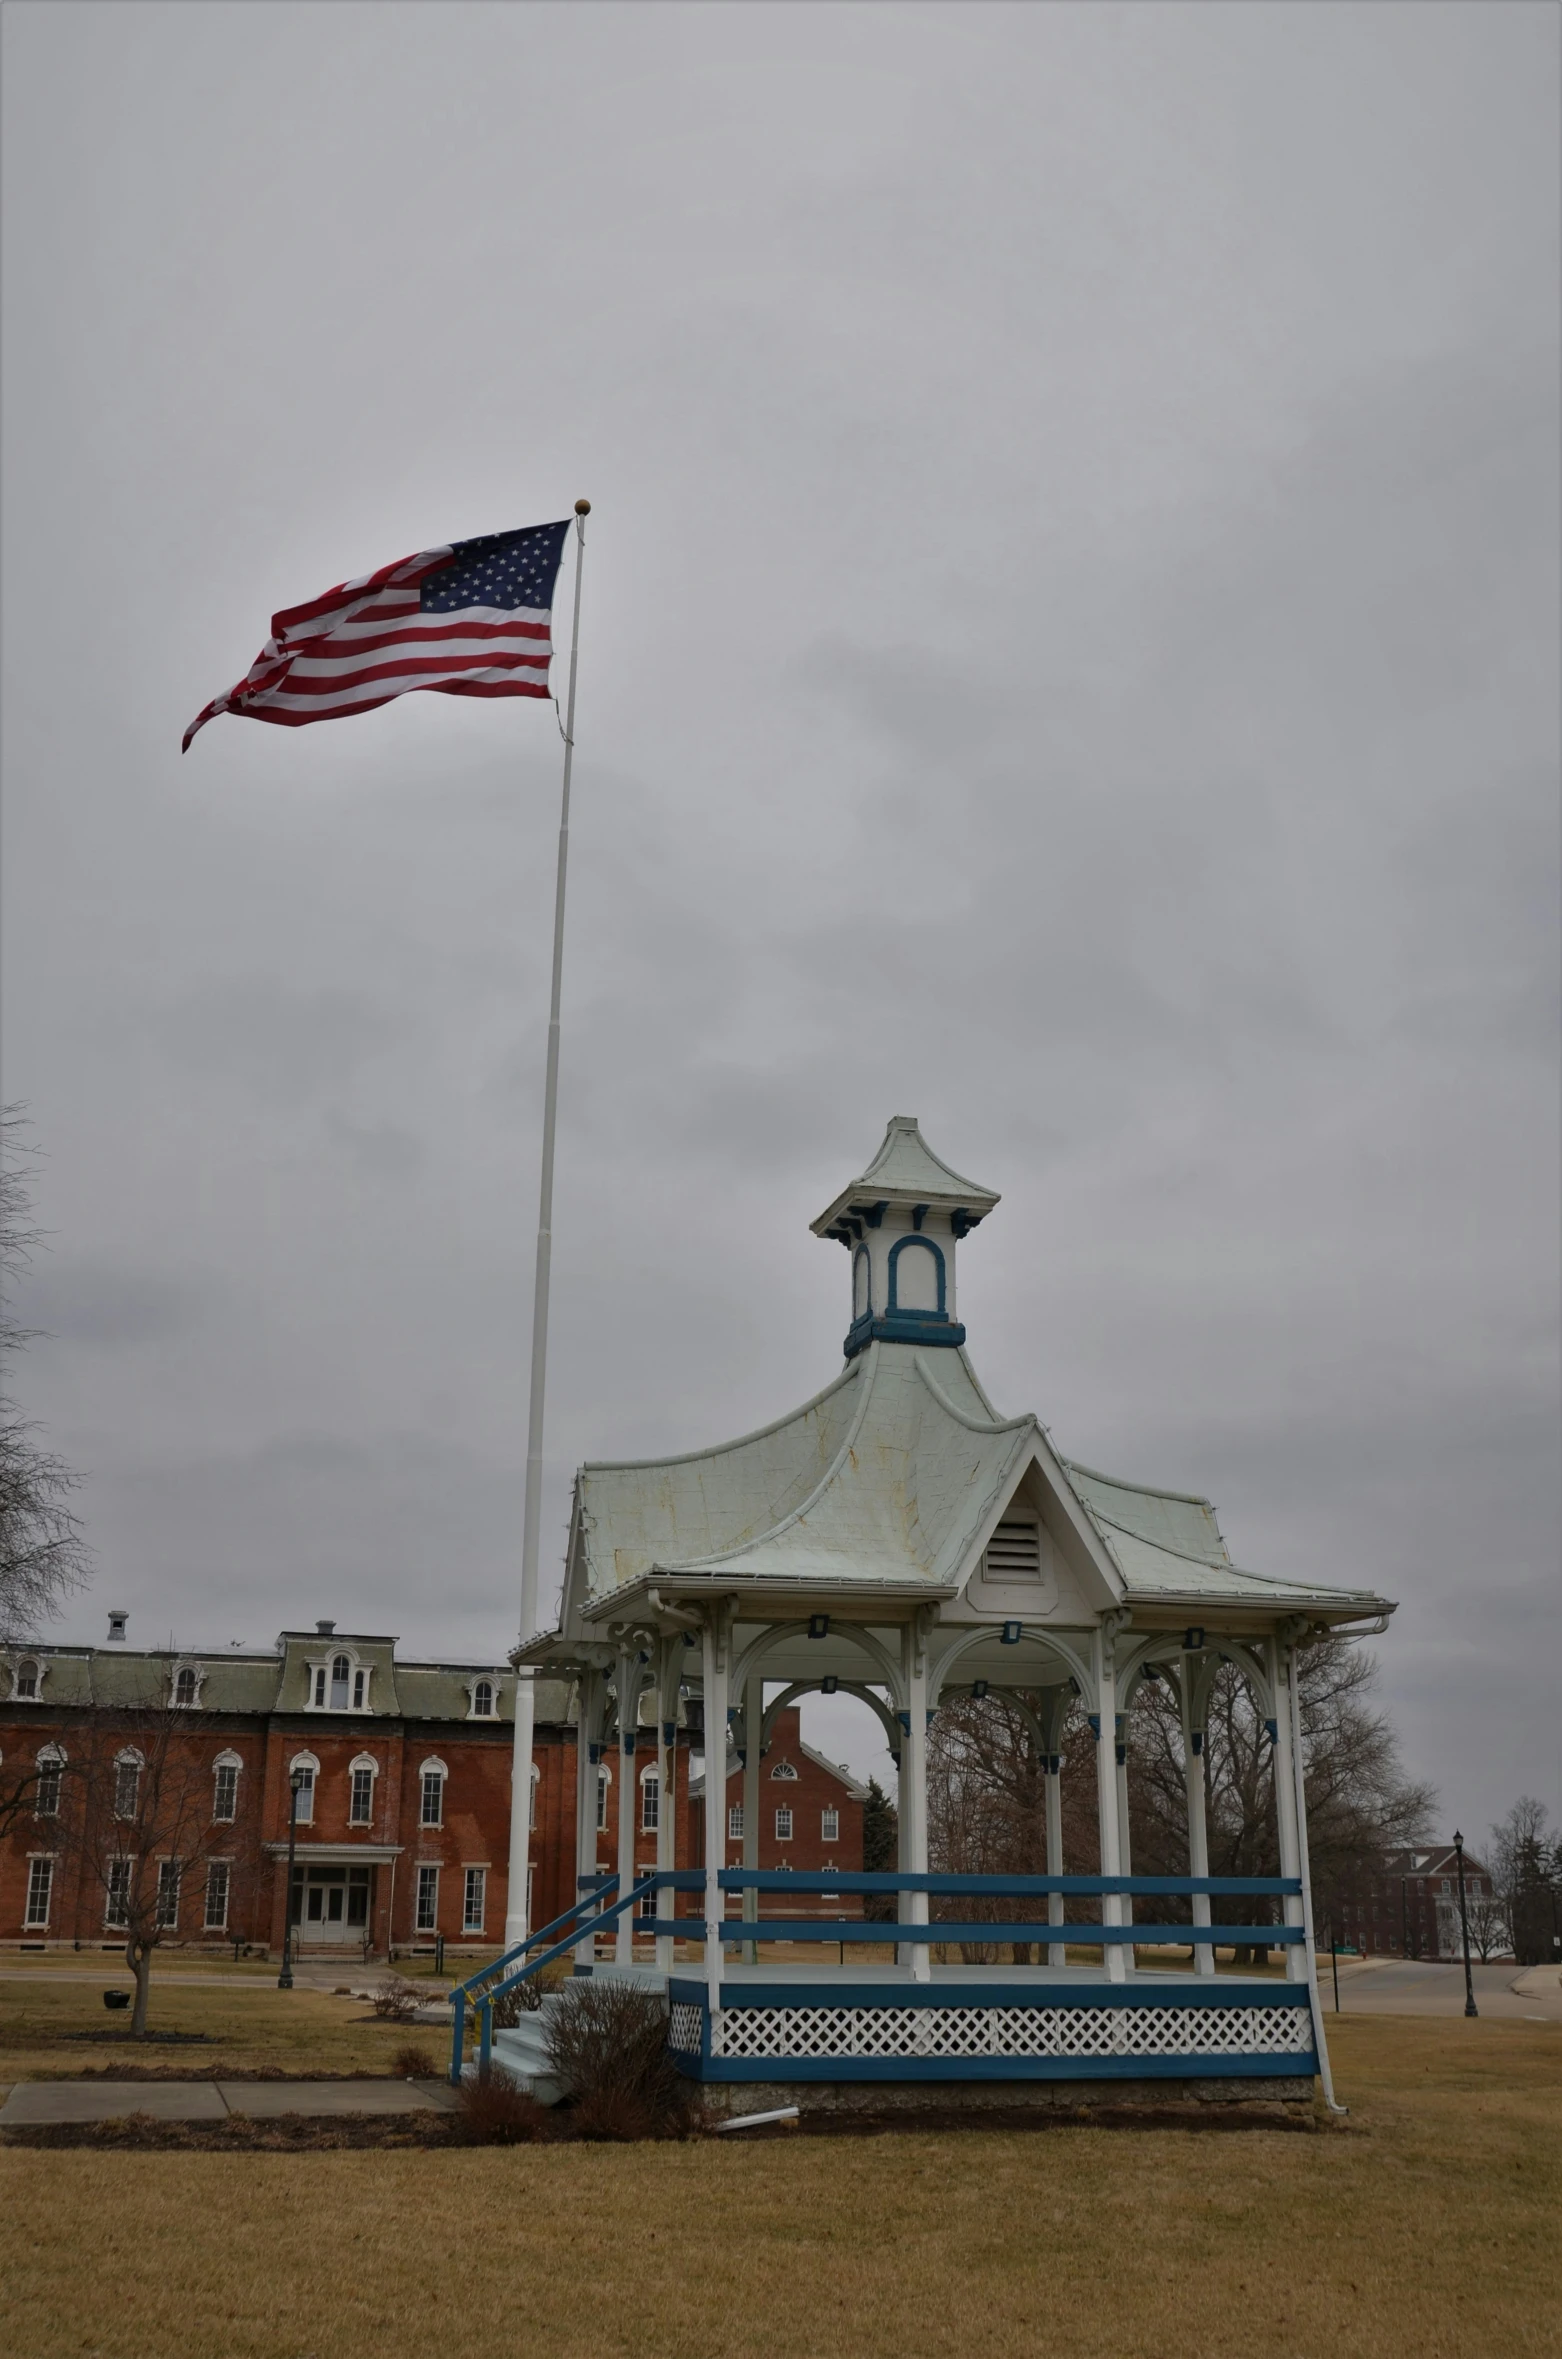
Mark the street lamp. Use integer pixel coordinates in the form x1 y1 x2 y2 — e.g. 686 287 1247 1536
1453 1829 1478 2019
277 1768 306 1991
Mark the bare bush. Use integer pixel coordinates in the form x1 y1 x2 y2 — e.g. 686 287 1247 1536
455 2068 550 2145
542 1977 694 2138
491 1980 542 2025
392 2043 437 2078
370 1975 420 2022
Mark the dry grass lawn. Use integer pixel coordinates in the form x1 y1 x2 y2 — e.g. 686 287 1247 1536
0 1969 432 2082
2 2014 1558 2359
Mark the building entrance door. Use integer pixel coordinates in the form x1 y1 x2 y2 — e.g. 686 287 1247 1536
290 1864 374 1946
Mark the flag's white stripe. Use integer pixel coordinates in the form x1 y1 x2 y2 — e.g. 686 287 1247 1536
309 600 553 642
255 663 547 712
287 637 552 680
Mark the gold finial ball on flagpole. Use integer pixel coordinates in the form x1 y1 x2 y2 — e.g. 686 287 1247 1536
575 498 591 515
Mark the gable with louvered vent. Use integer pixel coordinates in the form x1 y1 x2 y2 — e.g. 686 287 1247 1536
983 1520 1042 1581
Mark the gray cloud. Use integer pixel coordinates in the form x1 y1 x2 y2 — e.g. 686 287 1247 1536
3 1 1555 1835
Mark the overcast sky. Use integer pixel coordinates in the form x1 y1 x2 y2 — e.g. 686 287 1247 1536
3 3 1556 1841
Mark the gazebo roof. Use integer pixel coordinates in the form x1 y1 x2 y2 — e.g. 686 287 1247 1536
810 1115 1000 1243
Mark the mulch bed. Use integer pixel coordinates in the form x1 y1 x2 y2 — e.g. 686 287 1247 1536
3 2114 466 2152
65 2029 215 2046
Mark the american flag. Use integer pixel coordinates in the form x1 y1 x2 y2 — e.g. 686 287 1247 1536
183 519 572 752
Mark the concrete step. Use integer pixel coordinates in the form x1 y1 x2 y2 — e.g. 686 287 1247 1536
486 1996 564 2105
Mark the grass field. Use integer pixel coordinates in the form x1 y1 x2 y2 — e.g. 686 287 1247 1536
0 1966 435 2082
2 2014 1558 2359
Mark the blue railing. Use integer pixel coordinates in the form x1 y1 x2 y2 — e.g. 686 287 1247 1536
449 1867 1302 2081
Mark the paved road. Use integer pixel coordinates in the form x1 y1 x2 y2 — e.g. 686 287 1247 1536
1319 1957 1562 2022
0 2077 459 2125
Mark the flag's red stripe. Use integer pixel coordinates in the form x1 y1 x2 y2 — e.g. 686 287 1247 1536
272 551 445 635
222 678 551 728
297 616 552 658
266 650 551 699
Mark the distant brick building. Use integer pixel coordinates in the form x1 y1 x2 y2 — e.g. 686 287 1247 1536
687 1704 867 1919
1329 1844 1497 1960
0 1621 611 1959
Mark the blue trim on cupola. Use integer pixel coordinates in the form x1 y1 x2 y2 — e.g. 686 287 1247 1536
887 1234 946 1316
844 1311 967 1360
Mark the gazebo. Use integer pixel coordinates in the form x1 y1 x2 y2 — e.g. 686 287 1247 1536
478 1118 1394 2110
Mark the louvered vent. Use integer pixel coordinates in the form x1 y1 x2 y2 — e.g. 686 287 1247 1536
984 1521 1042 1580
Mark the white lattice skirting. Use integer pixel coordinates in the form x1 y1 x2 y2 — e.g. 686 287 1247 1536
679 2003 1312 2062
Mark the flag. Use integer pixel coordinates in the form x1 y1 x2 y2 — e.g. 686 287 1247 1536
182 519 572 752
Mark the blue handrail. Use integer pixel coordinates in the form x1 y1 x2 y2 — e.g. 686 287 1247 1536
451 1871 669 2084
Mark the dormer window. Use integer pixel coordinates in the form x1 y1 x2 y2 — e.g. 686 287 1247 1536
472 1679 495 1719
352 1667 367 1710
173 1666 199 1708
14 1658 40 1701
330 1654 351 1709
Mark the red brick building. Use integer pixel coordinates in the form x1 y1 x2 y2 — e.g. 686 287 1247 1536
0 1621 601 1959
687 1704 867 1917
1328 1844 1497 1960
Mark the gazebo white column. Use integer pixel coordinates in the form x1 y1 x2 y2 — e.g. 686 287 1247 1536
701 1605 734 2007
614 1648 638 1966
1094 1621 1128 1983
741 1675 762 1963
1179 1656 1215 1976
1267 1634 1309 1985
900 1617 931 1982
654 1643 678 1974
574 1669 602 1970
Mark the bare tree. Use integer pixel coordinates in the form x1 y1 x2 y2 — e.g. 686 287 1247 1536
1488 1798 1561 1968
57 1670 264 2034
1464 1887 1511 1963
1 1108 91 1642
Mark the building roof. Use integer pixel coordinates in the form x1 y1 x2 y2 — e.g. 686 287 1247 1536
810 1115 1000 1241
1 1638 571 1726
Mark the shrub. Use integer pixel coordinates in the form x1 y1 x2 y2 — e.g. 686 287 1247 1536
455 2068 550 2146
542 1977 695 2139
392 2043 437 2078
491 1980 542 2026
370 1974 420 2023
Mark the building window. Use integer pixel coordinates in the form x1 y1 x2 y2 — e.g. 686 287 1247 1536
205 1862 230 1930
349 1766 375 1825
114 1754 142 1820
770 1759 799 1780
14 1658 40 1701
330 1655 351 1710
173 1666 198 1708
213 1760 239 1822
821 1807 839 1844
25 1857 53 1927
529 1764 539 1832
313 1667 326 1707
775 1806 793 1843
641 1770 660 1832
105 1857 132 1928
463 1868 486 1934
35 1753 63 1817
472 1680 494 1718
353 1668 367 1710
596 1766 611 1832
290 1762 316 1824
420 1768 445 1828
155 1860 182 1929
728 1804 743 1842
416 1865 439 1933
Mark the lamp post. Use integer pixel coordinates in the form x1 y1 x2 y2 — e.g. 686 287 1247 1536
277 1769 306 1991
1453 1829 1477 2019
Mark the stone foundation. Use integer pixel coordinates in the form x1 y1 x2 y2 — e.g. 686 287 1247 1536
699 2074 1316 2123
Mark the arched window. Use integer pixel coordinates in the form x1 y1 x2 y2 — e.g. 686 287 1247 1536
852 1245 872 1321
887 1234 945 1316
419 1759 447 1828
595 1763 611 1832
14 1658 40 1701
330 1654 351 1710
529 1761 540 1831
212 1751 242 1823
472 1679 495 1719
640 1762 660 1833
352 1666 367 1710
288 1753 319 1825
173 1666 198 1708
114 1750 144 1820
35 1745 65 1818
348 1753 379 1826
769 1758 799 1781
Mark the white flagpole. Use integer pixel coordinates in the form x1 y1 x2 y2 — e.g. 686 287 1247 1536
505 498 590 1948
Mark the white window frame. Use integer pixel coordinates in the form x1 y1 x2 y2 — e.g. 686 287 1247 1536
113 1749 144 1821
307 1649 371 1713
640 1763 660 1833
170 1660 203 1709
769 1758 799 1780
775 1805 793 1843
12 1656 43 1702
529 1761 540 1832
288 1752 319 1826
24 1854 54 1927
419 1758 447 1829
728 1803 743 1842
212 1750 242 1823
821 1806 840 1844
463 1866 487 1934
415 1864 440 1933
595 1763 611 1832
105 1855 132 1929
155 1857 182 1929
204 1860 231 1930
468 1677 498 1720
35 1745 65 1819
348 1753 379 1827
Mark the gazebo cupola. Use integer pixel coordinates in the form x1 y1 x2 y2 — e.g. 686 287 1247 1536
810 1114 1000 1360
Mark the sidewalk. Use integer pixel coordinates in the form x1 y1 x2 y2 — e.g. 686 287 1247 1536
0 2078 459 2126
